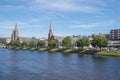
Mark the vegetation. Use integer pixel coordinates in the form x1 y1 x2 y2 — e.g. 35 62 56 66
49 48 59 52
63 49 72 53
29 41 36 48
29 48 37 51
77 38 89 49
21 41 28 47
8 35 120 57
38 48 48 51
37 40 45 48
96 51 120 57
9 41 15 46
48 40 57 48
91 35 108 50
15 40 21 47
62 37 72 48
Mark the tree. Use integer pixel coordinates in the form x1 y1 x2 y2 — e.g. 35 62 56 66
37 40 45 48
9 41 15 47
91 35 108 50
77 38 89 49
29 41 36 48
62 37 72 48
21 41 28 47
48 40 57 48
14 40 21 47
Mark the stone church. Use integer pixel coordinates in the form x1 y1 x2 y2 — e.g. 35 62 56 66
48 21 55 42
11 23 19 41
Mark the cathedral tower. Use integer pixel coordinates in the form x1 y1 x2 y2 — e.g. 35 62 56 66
11 23 19 41
48 21 54 41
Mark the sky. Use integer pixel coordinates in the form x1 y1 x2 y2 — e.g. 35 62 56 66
0 0 120 38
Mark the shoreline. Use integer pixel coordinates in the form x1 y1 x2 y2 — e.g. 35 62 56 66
7 47 120 57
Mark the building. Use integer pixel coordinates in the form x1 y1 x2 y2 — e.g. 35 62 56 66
107 29 120 47
11 24 19 41
110 29 120 41
19 37 32 43
54 36 65 46
68 35 94 46
48 21 55 42
0 38 11 44
108 41 120 47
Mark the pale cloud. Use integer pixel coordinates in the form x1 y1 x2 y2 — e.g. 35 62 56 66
0 20 44 37
0 21 42 34
30 0 107 14
0 0 108 14
0 21 28 30
71 20 114 28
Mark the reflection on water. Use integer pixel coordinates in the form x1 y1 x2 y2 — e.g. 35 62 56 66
0 49 120 80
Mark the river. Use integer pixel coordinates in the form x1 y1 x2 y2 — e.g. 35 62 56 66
0 49 120 80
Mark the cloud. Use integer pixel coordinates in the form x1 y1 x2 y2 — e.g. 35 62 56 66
0 21 28 30
30 0 106 14
0 21 42 37
0 20 44 37
71 20 114 28
0 0 107 14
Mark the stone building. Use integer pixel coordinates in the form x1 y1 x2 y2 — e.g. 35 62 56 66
48 21 55 42
11 24 19 41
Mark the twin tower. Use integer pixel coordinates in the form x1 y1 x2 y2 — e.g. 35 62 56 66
11 22 55 42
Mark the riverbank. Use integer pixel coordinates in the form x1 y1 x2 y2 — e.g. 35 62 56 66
10 47 120 57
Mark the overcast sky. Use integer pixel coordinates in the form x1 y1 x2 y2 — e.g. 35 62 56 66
0 0 120 38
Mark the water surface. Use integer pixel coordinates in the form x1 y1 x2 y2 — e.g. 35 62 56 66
0 49 120 80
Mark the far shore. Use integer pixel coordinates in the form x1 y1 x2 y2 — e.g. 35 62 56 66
7 47 120 57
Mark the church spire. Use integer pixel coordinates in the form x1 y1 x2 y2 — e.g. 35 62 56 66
49 21 52 33
11 23 19 41
48 21 54 41
15 23 18 31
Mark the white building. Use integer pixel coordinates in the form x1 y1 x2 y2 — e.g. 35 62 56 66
108 41 120 47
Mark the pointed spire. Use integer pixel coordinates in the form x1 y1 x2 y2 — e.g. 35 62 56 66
49 21 52 33
15 23 18 30
48 21 55 41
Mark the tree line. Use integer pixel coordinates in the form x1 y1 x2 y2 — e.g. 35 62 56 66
9 35 108 50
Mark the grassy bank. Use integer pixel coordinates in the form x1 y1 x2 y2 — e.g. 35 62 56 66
29 48 37 51
48 48 59 52
96 51 120 57
10 47 120 57
38 48 48 51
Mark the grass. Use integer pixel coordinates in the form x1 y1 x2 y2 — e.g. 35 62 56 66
79 50 98 54
38 48 48 51
48 48 59 52
9 47 120 57
29 48 37 51
63 49 72 53
96 51 120 57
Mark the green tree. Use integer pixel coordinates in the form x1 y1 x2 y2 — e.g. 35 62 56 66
21 41 28 47
29 41 36 48
14 40 21 47
77 38 89 49
37 40 45 48
62 37 72 48
48 40 57 48
9 41 15 47
91 35 108 50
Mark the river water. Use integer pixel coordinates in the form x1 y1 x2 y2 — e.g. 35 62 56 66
0 49 120 80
